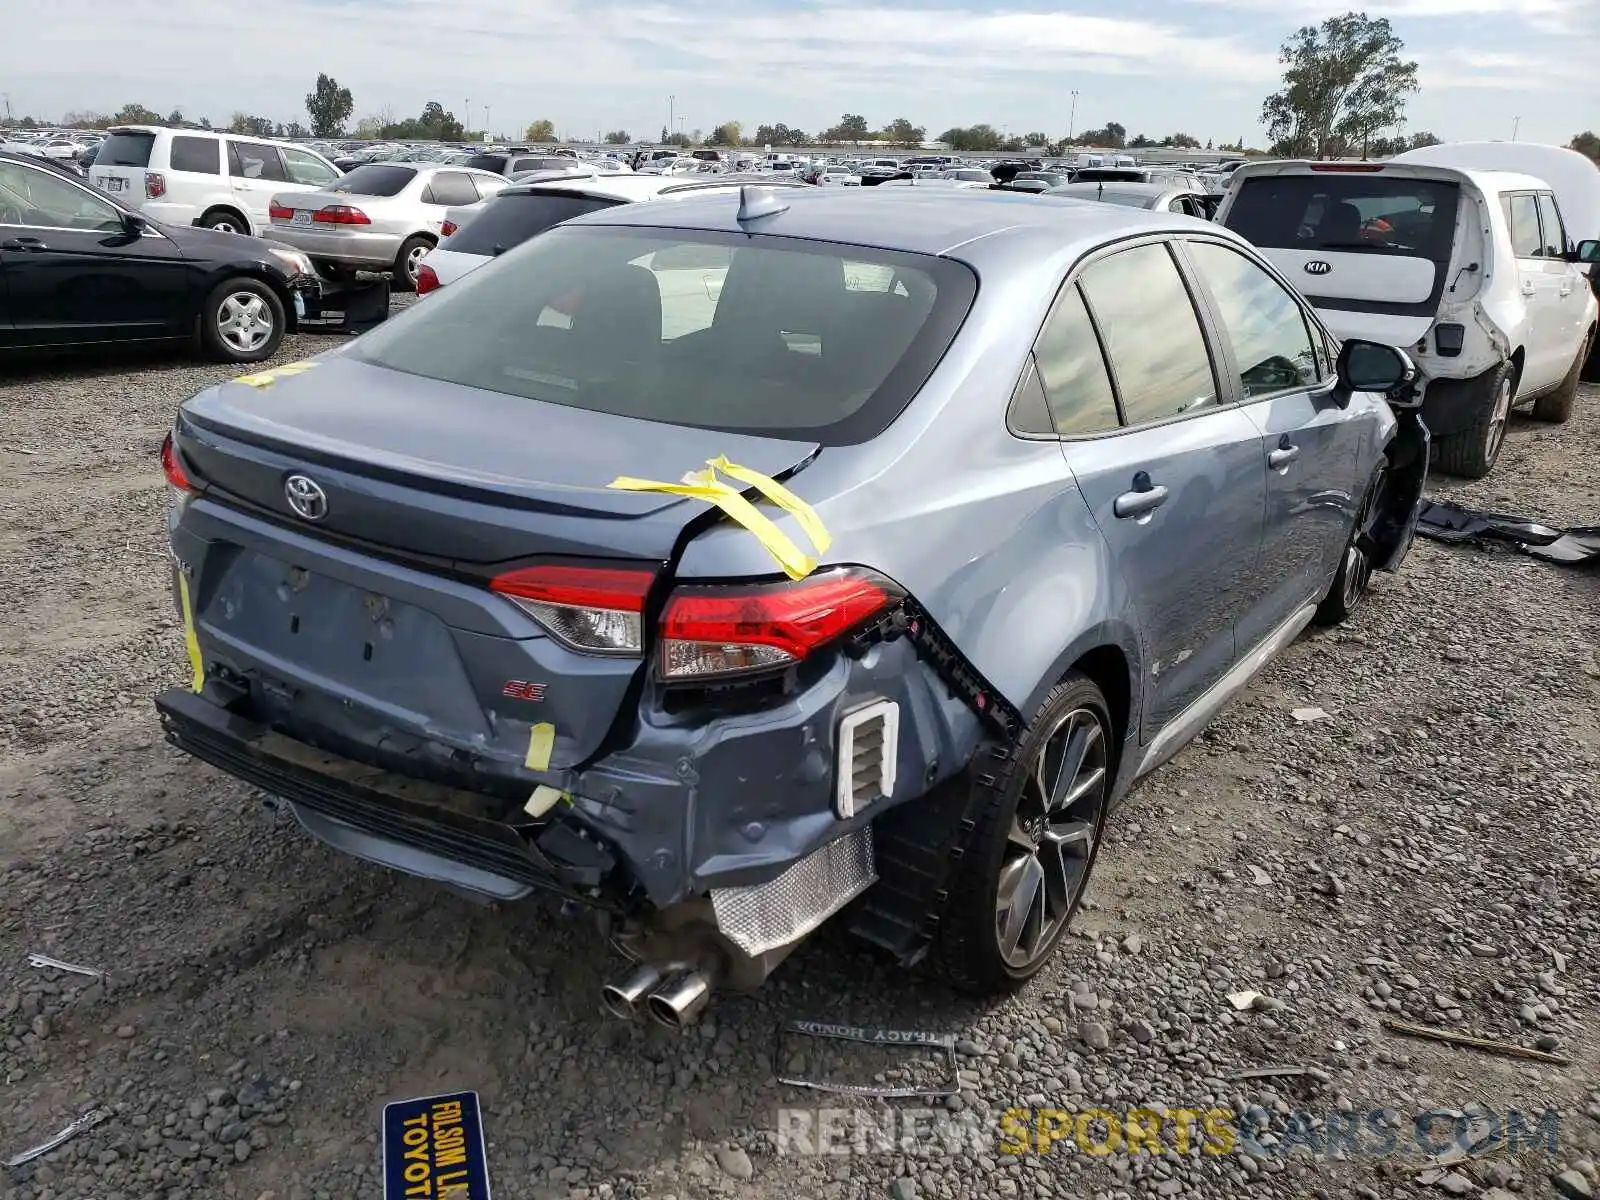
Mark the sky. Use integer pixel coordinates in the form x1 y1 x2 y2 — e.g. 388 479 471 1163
1 0 1595 147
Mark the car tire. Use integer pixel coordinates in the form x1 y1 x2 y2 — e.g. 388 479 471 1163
199 209 250 236
391 236 432 292
930 673 1113 995
1434 359 1515 480
197 277 285 363
1315 466 1384 627
1530 328 1593 424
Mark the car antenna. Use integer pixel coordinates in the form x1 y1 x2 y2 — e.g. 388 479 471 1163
737 185 790 223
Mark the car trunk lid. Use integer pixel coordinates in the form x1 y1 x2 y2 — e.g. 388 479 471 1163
171 354 822 769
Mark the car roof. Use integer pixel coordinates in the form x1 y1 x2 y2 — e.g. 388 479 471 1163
507 173 805 204
1050 182 1175 199
1229 159 1550 195
562 185 1221 263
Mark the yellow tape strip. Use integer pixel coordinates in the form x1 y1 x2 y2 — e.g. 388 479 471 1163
607 457 831 581
175 572 205 693
525 722 556 771
233 360 320 389
523 785 567 818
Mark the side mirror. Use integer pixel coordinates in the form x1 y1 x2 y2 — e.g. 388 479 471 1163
122 211 150 236
1573 239 1600 264
1335 339 1418 400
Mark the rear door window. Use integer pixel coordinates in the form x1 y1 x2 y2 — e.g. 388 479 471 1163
1535 192 1567 258
1503 194 1542 258
228 141 288 182
168 136 221 175
424 171 480 207
1225 174 1460 260
1029 284 1120 435
445 192 621 256
94 131 155 167
1078 242 1218 426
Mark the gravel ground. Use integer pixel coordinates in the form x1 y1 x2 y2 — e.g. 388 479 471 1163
1 328 1596 1200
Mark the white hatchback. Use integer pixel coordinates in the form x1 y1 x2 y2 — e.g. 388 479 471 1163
88 127 342 237
1219 160 1598 479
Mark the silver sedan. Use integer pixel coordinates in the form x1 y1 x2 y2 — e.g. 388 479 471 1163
267 163 510 291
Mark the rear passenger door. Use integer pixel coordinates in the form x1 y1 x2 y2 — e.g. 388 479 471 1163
1024 239 1267 739
226 140 290 233
1181 237 1358 649
1502 191 1566 393
1534 191 1589 369
420 171 482 236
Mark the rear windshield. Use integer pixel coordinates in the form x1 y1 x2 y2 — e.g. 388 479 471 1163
329 164 417 197
1226 173 1460 258
95 132 154 167
352 225 977 444
446 192 620 256
462 154 508 172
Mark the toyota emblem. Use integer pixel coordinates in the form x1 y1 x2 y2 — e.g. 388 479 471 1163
284 474 329 521
1304 260 1333 276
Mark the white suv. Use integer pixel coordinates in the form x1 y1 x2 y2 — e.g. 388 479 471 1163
88 127 342 238
1219 161 1598 478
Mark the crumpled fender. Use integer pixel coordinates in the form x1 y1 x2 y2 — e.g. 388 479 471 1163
1367 408 1431 573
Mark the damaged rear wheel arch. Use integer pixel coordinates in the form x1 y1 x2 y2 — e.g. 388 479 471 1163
1071 644 1132 781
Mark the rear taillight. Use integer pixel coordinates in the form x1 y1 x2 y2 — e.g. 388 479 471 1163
269 203 294 221
160 432 196 494
491 564 654 656
1308 163 1384 172
415 263 440 295
144 171 166 198
441 219 459 237
659 568 902 681
313 205 371 225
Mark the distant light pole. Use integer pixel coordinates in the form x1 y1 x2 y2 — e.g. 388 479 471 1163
484 105 491 137
464 98 471 134
668 95 675 141
1511 115 1521 142
1068 90 1079 141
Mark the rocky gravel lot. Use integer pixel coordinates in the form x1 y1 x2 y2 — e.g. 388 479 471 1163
1 328 1596 1200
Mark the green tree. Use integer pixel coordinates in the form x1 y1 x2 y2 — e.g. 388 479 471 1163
1407 130 1442 149
62 110 110 128
1129 133 1155 149
165 109 185 127
229 112 275 137
705 121 742 146
603 129 632 144
525 119 558 143
1570 131 1600 162
660 125 669 143
881 117 925 147
1076 122 1127 148
753 123 788 147
938 124 1004 152
113 103 162 125
1021 131 1050 147
829 113 871 143
353 116 385 139
1162 132 1201 148
663 131 692 148
1261 12 1419 159
305 73 354 138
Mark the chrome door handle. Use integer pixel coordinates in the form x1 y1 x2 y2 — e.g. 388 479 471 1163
1560 281 1574 296
1113 476 1170 519
0 236 45 251
1268 445 1300 469
1521 281 1536 296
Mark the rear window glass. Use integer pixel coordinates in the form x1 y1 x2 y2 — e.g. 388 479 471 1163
463 154 508 172
1226 174 1460 259
169 136 221 174
95 132 154 167
446 192 619 256
330 164 417 197
352 225 977 444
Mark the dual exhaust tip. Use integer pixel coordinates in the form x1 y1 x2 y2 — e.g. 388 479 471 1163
602 962 713 1029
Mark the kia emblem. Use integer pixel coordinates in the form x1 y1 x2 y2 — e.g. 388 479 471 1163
1304 260 1333 276
284 474 329 521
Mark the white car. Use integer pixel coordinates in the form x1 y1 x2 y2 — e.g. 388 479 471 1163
418 174 808 294
1219 160 1598 478
88 126 342 236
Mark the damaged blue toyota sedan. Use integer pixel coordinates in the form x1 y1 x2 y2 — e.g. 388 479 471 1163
156 186 1427 1027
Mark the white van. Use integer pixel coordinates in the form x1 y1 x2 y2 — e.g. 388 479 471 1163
89 127 342 237
1394 141 1600 380
1219 160 1598 478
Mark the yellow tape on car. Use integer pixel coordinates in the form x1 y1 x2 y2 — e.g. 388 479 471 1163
525 722 556 771
233 360 320 389
608 456 831 581
175 572 205 693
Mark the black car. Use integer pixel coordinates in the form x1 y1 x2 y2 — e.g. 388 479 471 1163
0 150 322 361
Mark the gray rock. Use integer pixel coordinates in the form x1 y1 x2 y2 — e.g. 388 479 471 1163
715 1145 754 1180
1554 1170 1596 1199
889 1178 918 1200
1128 1020 1156 1044
1079 1021 1110 1051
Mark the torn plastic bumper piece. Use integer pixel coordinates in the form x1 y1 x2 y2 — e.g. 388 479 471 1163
774 1021 960 1098
1416 499 1600 567
1366 409 1431 573
153 687 615 905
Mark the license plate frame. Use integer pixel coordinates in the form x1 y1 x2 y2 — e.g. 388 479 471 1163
101 176 126 193
291 210 313 227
